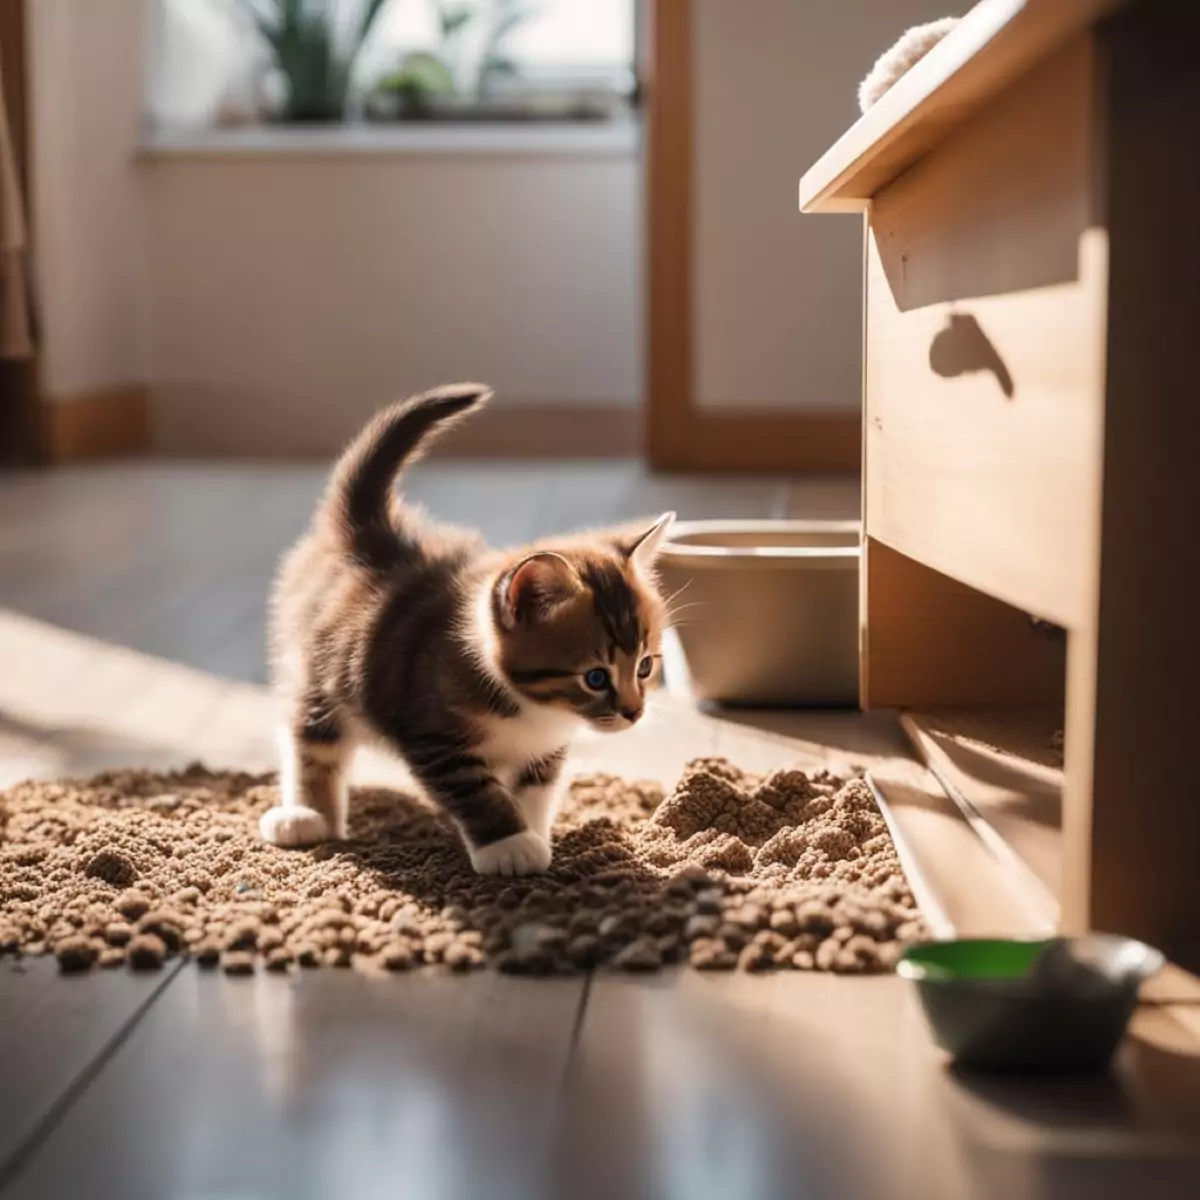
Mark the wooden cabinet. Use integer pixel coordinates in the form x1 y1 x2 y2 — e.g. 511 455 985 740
864 35 1105 629
801 0 1200 962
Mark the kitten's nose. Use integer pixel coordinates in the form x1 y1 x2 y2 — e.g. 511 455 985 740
620 706 643 724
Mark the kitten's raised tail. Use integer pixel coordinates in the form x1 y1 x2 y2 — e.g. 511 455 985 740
320 383 493 570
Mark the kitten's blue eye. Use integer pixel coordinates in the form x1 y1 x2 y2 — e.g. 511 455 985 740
637 655 653 680
584 667 610 691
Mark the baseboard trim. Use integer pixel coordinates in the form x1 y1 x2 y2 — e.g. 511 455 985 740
150 392 640 459
0 358 43 464
652 412 862 472
44 386 151 462
432 402 639 458
43 390 843 464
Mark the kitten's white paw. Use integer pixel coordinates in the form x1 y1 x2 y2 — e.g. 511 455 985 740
260 805 331 848
469 831 552 877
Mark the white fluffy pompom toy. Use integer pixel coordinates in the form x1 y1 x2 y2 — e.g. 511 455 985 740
857 17 960 114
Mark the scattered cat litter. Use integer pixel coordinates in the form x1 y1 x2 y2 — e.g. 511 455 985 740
0 759 925 977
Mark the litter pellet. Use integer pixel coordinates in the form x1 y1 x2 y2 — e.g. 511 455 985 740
127 934 167 971
221 951 255 976
55 936 99 974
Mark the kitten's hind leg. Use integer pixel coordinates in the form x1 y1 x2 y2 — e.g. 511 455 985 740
260 716 352 848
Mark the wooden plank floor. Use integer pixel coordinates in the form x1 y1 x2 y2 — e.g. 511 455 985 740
1 460 1198 1200
0 462 848 686
0 958 184 1178
3 969 583 1200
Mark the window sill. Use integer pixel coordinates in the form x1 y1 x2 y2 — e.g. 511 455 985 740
139 117 641 160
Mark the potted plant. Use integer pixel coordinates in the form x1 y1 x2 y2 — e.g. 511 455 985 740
366 0 542 119
238 0 393 122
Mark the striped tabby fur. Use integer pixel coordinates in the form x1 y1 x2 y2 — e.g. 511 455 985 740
259 385 673 876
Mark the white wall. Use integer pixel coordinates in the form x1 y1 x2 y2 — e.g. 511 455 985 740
29 0 150 400
142 143 642 454
693 0 961 411
28 0 949 449
27 0 640 452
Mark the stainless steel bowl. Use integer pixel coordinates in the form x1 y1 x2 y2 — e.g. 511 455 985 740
657 520 860 707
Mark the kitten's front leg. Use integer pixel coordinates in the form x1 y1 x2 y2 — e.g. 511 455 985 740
260 723 351 848
408 741 550 876
514 748 568 843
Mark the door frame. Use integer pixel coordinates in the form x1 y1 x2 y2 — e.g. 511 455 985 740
643 0 861 472
0 0 42 464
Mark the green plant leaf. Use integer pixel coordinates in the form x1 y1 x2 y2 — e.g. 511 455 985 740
380 50 455 97
358 0 393 45
233 0 280 46
492 7 536 45
440 4 473 38
481 55 517 77
242 0 398 121
483 2 537 65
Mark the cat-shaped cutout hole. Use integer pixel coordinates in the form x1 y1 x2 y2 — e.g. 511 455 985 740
928 311 1015 399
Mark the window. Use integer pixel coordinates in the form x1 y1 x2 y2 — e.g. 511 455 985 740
146 0 637 130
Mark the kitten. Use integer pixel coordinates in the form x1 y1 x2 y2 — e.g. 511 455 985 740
259 384 674 876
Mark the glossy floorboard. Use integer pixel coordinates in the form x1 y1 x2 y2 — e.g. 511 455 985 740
3 968 584 1200
1 461 1197 1200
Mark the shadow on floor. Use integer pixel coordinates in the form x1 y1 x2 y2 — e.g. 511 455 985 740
0 709 196 783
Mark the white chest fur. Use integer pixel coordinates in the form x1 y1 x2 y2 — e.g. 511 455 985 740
475 703 580 788
467 576 582 786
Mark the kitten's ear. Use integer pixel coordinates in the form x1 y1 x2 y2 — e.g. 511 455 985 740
501 552 579 626
624 512 676 570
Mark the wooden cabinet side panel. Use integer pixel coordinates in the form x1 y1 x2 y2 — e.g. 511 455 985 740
1061 4 1200 959
864 36 1108 630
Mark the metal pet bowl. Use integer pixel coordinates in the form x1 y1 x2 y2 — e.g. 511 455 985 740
657 520 860 708
898 935 1166 1074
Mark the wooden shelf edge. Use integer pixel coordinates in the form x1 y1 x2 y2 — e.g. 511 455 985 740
798 0 1121 213
901 709 1063 918
868 760 1055 941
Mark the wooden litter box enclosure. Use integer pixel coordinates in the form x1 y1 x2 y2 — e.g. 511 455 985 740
658 521 860 707
800 0 1200 964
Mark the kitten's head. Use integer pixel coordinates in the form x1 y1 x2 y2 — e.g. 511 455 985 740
492 513 675 732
